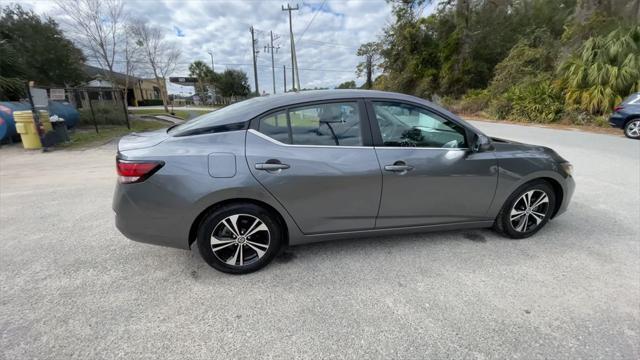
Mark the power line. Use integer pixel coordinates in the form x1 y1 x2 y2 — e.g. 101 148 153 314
297 0 327 44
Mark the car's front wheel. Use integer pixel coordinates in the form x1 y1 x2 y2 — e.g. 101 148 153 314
494 180 556 239
624 119 640 139
197 203 282 274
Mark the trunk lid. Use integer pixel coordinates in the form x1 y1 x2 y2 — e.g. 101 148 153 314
117 129 169 152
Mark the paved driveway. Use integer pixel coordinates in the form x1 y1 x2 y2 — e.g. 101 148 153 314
1 122 638 359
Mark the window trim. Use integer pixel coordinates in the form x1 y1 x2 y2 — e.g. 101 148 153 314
248 129 374 149
250 98 373 147
365 99 473 150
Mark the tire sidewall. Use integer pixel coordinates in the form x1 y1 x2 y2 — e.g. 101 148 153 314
197 203 282 274
500 181 556 239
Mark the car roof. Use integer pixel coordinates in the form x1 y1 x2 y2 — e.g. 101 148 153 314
242 89 439 111
170 89 484 136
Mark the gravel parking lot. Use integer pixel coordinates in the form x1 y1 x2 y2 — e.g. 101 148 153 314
1 121 638 359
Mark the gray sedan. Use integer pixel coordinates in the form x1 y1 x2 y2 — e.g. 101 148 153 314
113 90 575 274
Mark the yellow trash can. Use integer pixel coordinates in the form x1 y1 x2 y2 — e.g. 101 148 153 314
13 110 50 150
38 110 53 132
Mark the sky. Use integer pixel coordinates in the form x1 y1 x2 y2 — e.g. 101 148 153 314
6 0 437 95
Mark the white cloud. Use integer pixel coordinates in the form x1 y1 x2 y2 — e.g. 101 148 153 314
3 0 406 93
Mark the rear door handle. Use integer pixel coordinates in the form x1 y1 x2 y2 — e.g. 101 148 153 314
255 162 290 171
384 161 413 173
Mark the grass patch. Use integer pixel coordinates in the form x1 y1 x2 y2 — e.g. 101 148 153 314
61 120 168 149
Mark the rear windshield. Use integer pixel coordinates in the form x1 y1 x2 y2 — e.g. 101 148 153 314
168 98 260 136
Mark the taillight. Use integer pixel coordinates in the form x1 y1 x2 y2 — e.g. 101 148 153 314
116 159 163 184
614 105 624 112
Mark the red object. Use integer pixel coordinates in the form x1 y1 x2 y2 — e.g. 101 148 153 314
116 159 163 184
614 105 624 112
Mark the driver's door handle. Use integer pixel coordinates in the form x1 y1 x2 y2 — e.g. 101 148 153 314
384 161 414 172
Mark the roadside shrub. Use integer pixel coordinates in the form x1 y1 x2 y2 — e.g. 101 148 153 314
78 102 127 126
488 97 512 119
560 108 610 127
442 89 490 115
489 75 564 123
495 78 564 123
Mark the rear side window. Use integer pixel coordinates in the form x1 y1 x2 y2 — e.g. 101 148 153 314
257 102 362 146
258 111 289 144
289 102 362 146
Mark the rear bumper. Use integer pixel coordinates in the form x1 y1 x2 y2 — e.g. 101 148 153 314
113 182 191 250
608 114 625 128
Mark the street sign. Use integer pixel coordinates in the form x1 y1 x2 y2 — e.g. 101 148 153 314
30 88 48 107
50 88 65 100
169 77 197 85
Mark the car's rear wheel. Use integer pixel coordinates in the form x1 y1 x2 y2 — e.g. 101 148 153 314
197 203 282 274
624 119 640 139
494 180 556 239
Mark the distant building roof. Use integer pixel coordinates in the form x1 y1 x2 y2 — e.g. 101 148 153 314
83 64 141 84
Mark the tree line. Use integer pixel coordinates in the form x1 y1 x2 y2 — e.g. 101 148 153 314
352 0 639 125
187 60 251 103
0 1 252 111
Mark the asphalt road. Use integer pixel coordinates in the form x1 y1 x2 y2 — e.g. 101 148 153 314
1 122 638 359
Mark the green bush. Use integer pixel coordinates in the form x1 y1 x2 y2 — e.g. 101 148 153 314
441 89 490 115
488 31 557 95
560 108 610 127
488 97 512 119
490 77 564 123
78 102 127 126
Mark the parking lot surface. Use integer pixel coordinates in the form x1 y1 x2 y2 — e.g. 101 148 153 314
1 122 638 359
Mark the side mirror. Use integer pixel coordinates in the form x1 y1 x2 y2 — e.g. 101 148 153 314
471 133 492 152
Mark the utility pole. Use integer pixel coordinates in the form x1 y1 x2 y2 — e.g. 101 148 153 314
265 31 279 94
282 3 299 91
207 50 214 72
250 26 259 95
283 65 287 93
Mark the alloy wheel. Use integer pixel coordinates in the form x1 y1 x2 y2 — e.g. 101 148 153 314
210 214 270 266
625 120 640 138
510 190 550 233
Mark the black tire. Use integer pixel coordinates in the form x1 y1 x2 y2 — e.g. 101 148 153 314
624 119 640 139
197 203 282 274
493 180 556 239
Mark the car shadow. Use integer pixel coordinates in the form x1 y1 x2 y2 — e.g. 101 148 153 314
182 227 502 280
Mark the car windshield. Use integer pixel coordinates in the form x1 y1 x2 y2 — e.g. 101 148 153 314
167 98 260 136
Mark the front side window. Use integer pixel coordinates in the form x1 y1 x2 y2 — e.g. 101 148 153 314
372 102 467 148
289 102 362 146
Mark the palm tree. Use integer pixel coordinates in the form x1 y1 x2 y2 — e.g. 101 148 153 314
558 26 640 114
188 60 215 103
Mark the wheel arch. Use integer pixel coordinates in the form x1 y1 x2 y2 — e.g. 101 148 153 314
492 173 566 220
539 177 564 218
188 198 290 249
623 116 640 127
